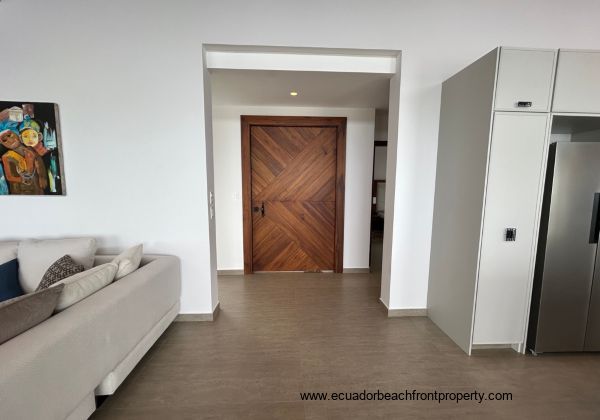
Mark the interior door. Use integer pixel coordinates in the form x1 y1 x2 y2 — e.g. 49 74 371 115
242 117 345 273
473 113 548 345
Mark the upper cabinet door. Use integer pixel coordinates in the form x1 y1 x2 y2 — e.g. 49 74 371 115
494 48 557 112
553 50 600 113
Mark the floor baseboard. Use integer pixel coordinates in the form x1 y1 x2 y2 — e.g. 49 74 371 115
378 298 427 317
217 269 244 275
175 302 220 322
343 268 370 273
471 343 521 351
387 308 428 317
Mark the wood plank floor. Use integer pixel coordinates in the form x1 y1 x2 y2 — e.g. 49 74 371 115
93 271 600 419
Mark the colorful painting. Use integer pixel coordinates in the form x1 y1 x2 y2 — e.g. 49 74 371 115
0 102 65 195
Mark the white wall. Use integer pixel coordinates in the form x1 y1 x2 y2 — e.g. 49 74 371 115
1 0 600 313
212 105 375 270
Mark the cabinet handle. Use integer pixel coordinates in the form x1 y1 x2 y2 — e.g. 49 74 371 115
589 193 600 244
517 101 533 108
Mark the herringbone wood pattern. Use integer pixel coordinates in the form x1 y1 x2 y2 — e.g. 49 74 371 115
251 125 337 271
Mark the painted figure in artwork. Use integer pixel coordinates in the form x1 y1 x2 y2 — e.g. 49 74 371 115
0 128 47 194
19 117 49 157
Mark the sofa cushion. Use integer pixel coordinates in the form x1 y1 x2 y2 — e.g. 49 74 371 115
0 259 23 303
0 241 18 265
53 263 118 312
0 284 64 344
18 238 97 293
113 244 143 280
37 255 85 291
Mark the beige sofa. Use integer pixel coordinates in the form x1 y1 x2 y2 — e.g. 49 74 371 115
0 254 181 420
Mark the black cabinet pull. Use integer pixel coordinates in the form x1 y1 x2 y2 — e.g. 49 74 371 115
590 193 600 244
517 101 533 108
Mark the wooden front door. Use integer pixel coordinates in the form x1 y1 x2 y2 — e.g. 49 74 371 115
242 116 346 273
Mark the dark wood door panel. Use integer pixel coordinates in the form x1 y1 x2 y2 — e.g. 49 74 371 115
242 116 346 273
252 201 335 271
251 125 337 202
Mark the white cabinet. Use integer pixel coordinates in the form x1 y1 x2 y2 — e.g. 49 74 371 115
430 46 600 355
494 48 556 112
429 47 552 355
553 50 600 113
473 113 548 345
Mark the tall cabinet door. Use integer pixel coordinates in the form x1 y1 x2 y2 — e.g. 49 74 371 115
473 113 548 345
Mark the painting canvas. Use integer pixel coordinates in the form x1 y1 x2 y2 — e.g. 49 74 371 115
0 102 65 195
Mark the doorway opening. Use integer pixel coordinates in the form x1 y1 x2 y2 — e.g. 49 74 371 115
202 46 401 309
370 130 388 273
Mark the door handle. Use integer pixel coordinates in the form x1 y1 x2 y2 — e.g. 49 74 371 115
590 193 600 244
517 101 533 108
253 202 265 217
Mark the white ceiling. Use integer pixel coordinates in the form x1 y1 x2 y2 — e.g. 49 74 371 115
210 69 391 109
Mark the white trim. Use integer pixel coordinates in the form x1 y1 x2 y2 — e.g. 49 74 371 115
343 268 370 273
379 297 389 310
512 342 525 353
558 48 600 54
500 46 557 53
470 343 524 354
387 308 427 317
206 51 397 74
217 269 244 275
379 298 427 317
204 44 399 56
176 302 220 322
551 112 600 117
471 343 516 350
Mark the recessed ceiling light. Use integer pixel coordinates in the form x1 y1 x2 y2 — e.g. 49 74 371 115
290 91 298 96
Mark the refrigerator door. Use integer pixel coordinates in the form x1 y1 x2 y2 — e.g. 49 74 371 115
585 234 600 350
534 142 600 352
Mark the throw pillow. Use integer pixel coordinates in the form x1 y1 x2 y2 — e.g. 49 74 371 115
0 241 18 265
36 255 84 291
112 244 143 280
0 284 64 345
0 259 23 302
18 238 97 293
53 262 118 312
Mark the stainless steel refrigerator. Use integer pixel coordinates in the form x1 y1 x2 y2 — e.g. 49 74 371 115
528 142 600 353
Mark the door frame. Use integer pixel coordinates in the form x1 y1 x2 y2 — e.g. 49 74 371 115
241 115 346 274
